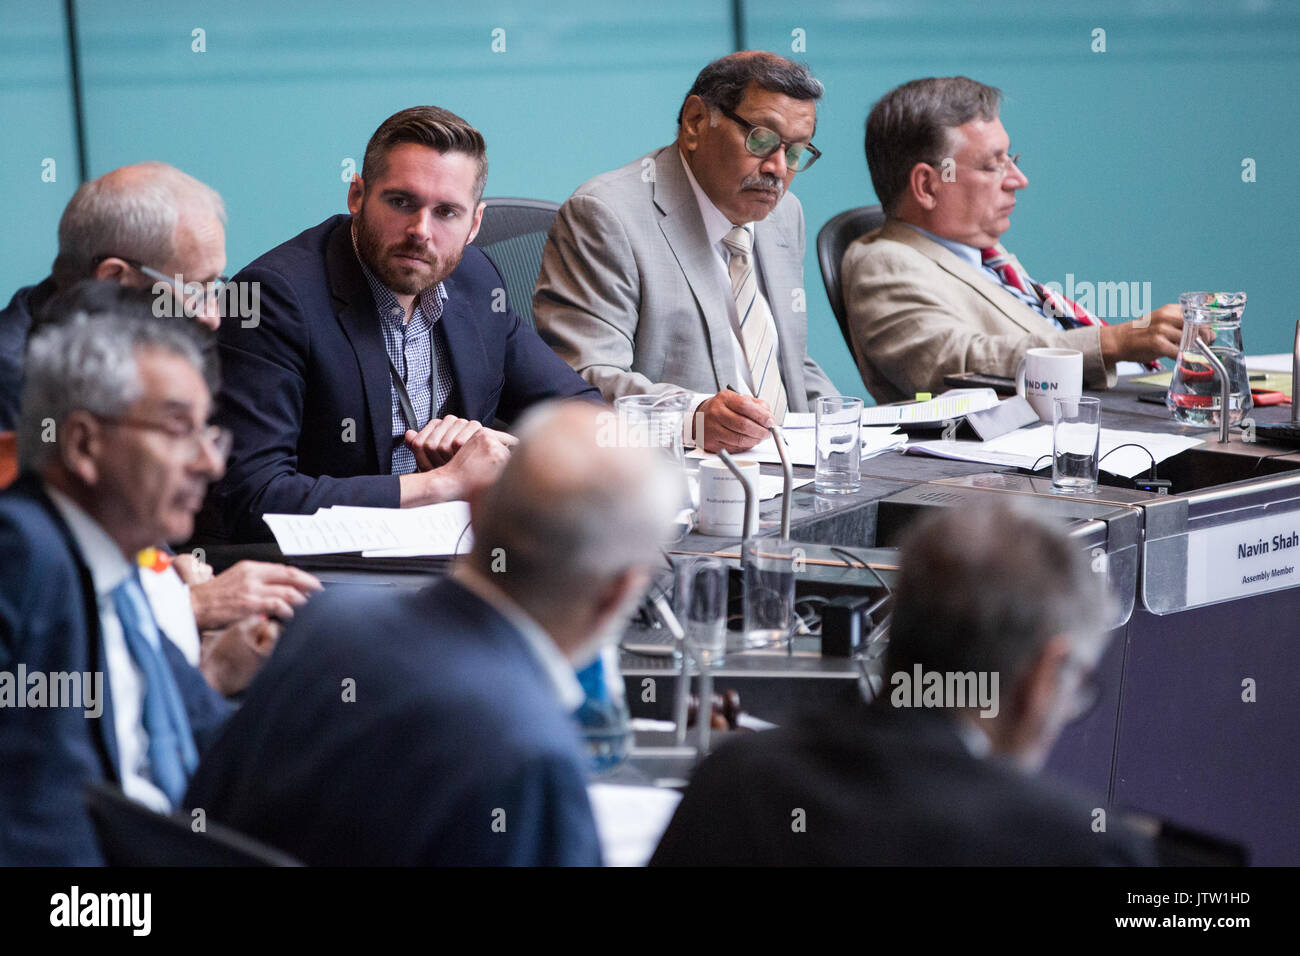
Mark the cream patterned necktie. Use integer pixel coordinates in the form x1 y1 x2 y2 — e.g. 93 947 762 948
722 226 787 423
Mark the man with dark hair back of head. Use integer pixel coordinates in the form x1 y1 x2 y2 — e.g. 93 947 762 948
0 162 228 431
535 51 838 455
842 76 1190 403
201 105 600 542
1 310 237 864
651 502 1155 866
185 401 681 865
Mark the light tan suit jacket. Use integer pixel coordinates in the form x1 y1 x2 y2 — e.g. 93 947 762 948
841 219 1116 404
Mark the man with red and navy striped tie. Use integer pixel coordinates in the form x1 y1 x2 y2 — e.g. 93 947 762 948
841 76 1186 405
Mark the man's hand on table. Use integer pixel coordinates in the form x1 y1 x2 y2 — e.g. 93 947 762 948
694 390 774 454
1102 303 1207 366
189 560 323 631
399 428 513 506
200 614 282 697
404 415 518 471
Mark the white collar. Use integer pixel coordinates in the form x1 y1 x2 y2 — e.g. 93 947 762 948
453 565 586 713
45 483 134 599
679 150 755 250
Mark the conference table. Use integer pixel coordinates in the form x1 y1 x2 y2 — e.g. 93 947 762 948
205 378 1300 865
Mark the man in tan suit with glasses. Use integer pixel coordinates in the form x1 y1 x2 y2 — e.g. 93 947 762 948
842 76 1186 404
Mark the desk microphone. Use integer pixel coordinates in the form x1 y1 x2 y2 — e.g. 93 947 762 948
650 593 693 748
717 450 757 542
768 424 793 540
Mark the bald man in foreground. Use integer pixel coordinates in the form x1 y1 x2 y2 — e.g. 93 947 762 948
185 401 680 865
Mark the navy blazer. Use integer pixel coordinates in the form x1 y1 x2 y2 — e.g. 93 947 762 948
185 578 602 866
0 277 56 432
200 215 601 541
0 474 232 865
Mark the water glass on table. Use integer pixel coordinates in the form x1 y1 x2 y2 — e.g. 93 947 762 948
674 555 728 668
815 396 863 494
1052 396 1101 494
742 539 798 651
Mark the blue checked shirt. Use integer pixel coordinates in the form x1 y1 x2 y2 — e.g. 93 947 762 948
352 228 456 475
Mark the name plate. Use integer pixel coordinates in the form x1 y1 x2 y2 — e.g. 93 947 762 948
1186 509 1300 606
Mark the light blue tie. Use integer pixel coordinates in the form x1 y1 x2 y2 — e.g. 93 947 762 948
112 572 199 805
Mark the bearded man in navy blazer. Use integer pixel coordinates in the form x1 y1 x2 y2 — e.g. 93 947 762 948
200 106 600 542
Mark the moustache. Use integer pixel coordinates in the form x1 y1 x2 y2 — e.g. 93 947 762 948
741 174 785 196
390 245 433 264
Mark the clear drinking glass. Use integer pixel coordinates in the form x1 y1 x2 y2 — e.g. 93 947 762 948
614 391 690 465
674 556 728 667
1167 292 1251 428
742 539 798 650
815 396 863 494
1053 396 1101 494
614 391 693 529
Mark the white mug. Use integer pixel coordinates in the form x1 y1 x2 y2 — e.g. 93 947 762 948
1016 348 1083 421
696 459 760 537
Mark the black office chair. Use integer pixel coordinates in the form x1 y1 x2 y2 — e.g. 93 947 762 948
471 197 561 328
815 204 886 354
84 782 302 866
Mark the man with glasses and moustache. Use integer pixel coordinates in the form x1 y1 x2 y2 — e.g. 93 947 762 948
534 51 838 455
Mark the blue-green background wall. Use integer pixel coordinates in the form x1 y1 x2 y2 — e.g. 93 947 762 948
4 0 1298 397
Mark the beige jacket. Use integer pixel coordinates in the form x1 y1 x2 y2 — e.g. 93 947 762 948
841 219 1115 404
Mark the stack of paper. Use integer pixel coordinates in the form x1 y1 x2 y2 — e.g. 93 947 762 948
861 388 1001 426
687 423 905 467
907 425 1204 479
262 501 473 557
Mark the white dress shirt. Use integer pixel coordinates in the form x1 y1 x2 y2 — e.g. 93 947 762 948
678 150 785 443
45 486 172 812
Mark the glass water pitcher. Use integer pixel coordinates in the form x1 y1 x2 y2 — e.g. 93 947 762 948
1167 291 1251 427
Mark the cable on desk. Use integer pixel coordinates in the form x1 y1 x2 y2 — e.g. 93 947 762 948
829 545 892 594
1253 447 1300 470
1032 443 1160 481
1098 443 1158 480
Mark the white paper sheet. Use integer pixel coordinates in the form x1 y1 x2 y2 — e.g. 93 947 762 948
907 425 1204 479
1246 353 1295 373
263 501 472 556
860 388 1000 426
687 425 904 466
587 783 683 867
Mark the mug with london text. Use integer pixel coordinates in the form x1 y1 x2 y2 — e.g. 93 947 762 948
1016 348 1083 422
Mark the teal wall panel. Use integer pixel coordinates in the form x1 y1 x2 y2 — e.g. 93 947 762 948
0 1 79 292
746 0 1300 398
5 1 1298 403
72 1 731 286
